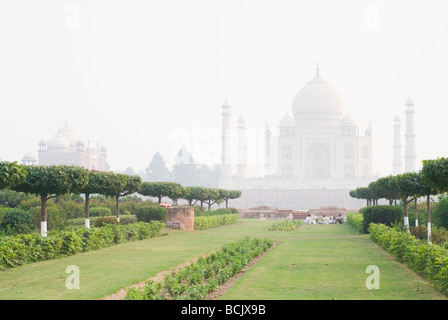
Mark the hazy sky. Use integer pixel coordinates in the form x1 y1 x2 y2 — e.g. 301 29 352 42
0 0 447 177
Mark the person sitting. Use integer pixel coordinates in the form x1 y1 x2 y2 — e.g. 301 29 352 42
329 216 335 224
304 214 312 224
319 215 329 224
336 214 344 224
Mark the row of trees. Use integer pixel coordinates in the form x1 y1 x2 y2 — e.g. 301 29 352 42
349 157 448 243
0 161 241 237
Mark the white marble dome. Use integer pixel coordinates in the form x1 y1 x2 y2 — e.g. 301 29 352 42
292 74 344 122
48 132 70 150
59 121 80 146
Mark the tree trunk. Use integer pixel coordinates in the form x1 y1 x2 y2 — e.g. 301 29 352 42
40 195 48 237
414 198 418 227
116 195 120 222
158 196 162 204
403 199 409 231
427 194 431 244
200 200 204 211
85 193 90 229
225 199 229 208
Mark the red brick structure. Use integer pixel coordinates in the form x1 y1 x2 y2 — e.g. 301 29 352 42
166 206 194 231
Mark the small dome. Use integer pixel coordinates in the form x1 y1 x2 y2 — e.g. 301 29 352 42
406 97 414 106
76 139 85 146
59 121 80 145
22 151 37 161
48 132 70 150
341 113 357 127
279 114 295 127
394 114 401 121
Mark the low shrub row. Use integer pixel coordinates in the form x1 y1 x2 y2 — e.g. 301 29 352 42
194 207 238 216
0 221 165 270
346 212 364 233
268 220 302 231
369 223 448 295
359 205 403 233
125 237 274 300
66 215 138 228
194 214 238 230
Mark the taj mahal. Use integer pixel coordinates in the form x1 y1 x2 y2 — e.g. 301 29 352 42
219 66 417 210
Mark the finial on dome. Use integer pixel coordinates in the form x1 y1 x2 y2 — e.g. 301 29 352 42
316 61 320 76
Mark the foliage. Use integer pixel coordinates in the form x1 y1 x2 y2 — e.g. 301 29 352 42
369 223 448 295
0 208 34 235
268 220 302 231
0 221 165 270
194 214 238 230
89 207 112 217
433 195 448 229
135 204 167 223
421 158 448 194
139 182 182 204
346 212 364 233
0 161 28 190
94 217 121 227
368 176 399 205
0 189 37 208
125 237 274 300
359 205 403 234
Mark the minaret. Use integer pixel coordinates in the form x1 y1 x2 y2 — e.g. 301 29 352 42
237 116 247 179
221 98 233 178
404 97 417 172
392 114 403 175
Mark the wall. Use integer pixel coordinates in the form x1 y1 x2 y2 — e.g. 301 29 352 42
166 206 194 231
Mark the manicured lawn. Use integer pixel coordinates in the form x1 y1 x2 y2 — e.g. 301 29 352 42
0 219 446 300
221 223 447 300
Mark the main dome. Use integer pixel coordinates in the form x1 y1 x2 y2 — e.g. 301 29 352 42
292 73 344 123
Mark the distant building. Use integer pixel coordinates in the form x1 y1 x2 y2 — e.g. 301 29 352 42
219 66 375 210
35 121 108 171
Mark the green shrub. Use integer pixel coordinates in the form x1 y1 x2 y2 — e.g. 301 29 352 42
0 221 165 270
346 212 363 233
0 208 34 235
194 214 238 230
125 237 273 300
369 223 448 295
135 204 167 223
268 220 302 231
94 217 121 228
360 205 403 234
89 207 112 217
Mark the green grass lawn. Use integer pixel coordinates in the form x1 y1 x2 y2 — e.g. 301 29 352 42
0 219 446 300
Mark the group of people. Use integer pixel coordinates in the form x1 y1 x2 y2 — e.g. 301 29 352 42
303 214 344 225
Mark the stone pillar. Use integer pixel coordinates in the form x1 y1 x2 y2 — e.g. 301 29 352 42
166 206 194 231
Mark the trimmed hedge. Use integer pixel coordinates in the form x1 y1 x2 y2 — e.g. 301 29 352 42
346 212 364 233
360 205 403 234
89 207 112 217
268 220 302 231
369 223 448 296
0 208 34 235
194 214 238 230
135 204 167 223
0 221 165 270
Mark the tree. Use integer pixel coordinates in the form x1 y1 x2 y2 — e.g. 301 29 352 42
145 152 171 182
12 165 89 236
221 190 242 208
421 158 448 243
139 182 180 204
0 161 27 190
79 171 116 228
204 188 220 211
369 176 399 205
354 187 377 207
395 172 423 231
106 174 141 222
